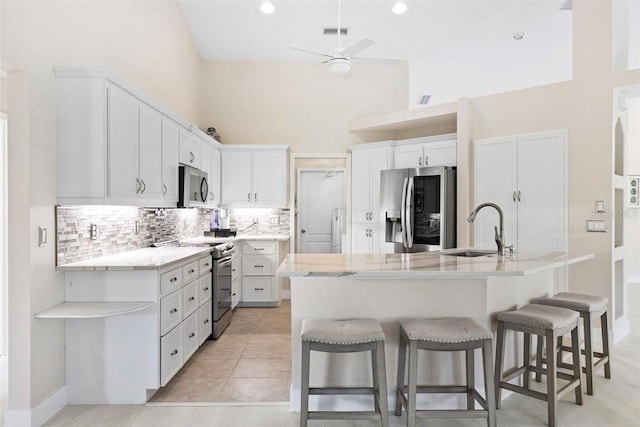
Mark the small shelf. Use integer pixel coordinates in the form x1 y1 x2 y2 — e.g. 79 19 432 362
348 102 457 132
35 302 154 319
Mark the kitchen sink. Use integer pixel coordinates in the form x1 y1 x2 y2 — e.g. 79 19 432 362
441 249 497 257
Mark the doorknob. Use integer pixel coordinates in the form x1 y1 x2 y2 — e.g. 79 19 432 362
301 229 306 233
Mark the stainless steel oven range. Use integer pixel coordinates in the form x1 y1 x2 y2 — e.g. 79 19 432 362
210 242 234 339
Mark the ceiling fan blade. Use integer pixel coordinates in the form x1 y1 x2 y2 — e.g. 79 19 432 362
340 38 374 57
352 56 404 64
288 46 333 59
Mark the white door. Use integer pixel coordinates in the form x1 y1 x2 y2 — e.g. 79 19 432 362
298 169 345 253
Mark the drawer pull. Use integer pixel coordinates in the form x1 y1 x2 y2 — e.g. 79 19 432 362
254 265 264 268
170 277 178 283
170 349 178 356
189 332 195 339
204 319 209 324
254 248 264 251
170 308 178 314
203 262 210 267
188 296 195 302
221 287 230 291
254 288 264 291
188 269 195 274
203 287 209 291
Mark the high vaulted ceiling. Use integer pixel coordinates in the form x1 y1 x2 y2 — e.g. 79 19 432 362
178 0 573 105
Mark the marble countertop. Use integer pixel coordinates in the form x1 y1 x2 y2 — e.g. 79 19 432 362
276 250 594 279
57 246 214 272
181 234 290 246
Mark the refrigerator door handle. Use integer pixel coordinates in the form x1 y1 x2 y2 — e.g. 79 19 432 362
406 176 414 248
401 177 408 249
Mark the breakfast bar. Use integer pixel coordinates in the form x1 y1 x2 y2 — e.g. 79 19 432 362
276 250 593 411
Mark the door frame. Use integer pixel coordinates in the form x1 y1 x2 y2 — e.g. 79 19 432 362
296 167 346 253
289 153 350 254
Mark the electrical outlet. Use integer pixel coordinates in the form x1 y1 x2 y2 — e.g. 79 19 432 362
253 218 259 225
38 226 48 247
270 216 279 225
90 223 98 240
134 220 140 234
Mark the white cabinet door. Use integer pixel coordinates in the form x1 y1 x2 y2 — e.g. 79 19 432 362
138 103 163 200
107 84 139 199
393 143 423 169
352 224 372 254
351 150 372 224
253 149 287 206
517 131 567 253
209 146 221 205
473 136 518 250
424 140 456 167
221 149 253 205
368 148 390 224
161 119 180 204
179 130 202 169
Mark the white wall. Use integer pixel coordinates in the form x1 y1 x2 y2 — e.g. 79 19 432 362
626 99 640 280
198 61 407 152
1 0 202 414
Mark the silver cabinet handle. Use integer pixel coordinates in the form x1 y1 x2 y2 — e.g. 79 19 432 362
254 265 264 268
203 287 209 291
189 152 195 163
188 269 195 274
254 193 257 202
254 247 264 251
188 296 195 302
513 191 517 202
254 288 264 291
170 277 178 283
248 193 251 202
140 179 146 194
136 178 141 194
418 156 422 166
162 184 167 196
517 190 521 202
189 332 195 338
170 308 177 314
170 349 178 356
425 155 429 166
204 319 209 324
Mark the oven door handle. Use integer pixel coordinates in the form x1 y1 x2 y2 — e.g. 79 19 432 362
218 258 232 268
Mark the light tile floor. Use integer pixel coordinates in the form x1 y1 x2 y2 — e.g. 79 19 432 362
150 301 291 403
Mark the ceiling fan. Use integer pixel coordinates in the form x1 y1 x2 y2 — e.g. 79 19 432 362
289 0 403 77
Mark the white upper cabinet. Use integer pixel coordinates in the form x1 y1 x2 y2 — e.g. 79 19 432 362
56 67 196 207
221 146 289 207
474 130 567 254
179 129 202 170
199 138 222 206
393 134 457 169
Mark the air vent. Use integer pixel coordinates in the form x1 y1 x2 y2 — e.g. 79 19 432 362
323 27 348 35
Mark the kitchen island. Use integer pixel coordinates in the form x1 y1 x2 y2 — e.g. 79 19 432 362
276 250 593 411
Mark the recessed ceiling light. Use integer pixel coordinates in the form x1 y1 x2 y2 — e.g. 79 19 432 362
392 1 408 15
260 1 275 15
512 31 526 40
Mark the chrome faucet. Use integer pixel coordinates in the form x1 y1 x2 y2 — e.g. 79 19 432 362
467 203 506 256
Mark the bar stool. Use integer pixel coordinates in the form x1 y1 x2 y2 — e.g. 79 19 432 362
300 318 389 427
395 317 496 427
532 292 611 395
495 304 583 427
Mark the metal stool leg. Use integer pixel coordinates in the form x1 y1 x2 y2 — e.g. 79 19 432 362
300 340 310 427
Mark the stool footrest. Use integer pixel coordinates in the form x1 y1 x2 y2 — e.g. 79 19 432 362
502 365 528 383
309 387 374 396
556 379 581 401
500 382 548 402
308 411 381 421
415 409 489 420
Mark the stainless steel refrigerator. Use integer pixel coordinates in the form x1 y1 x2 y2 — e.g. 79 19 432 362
380 166 456 253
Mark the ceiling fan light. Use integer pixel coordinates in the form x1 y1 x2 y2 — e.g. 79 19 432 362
392 1 408 14
328 58 351 77
260 1 275 14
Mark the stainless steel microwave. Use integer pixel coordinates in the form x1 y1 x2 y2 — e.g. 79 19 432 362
178 165 209 208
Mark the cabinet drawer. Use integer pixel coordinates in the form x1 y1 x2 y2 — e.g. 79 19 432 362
198 301 212 345
160 267 182 295
198 256 213 274
198 272 212 305
242 241 277 255
160 290 182 336
160 325 183 386
182 261 199 284
182 281 198 319
242 256 276 276
181 311 199 362
243 277 275 302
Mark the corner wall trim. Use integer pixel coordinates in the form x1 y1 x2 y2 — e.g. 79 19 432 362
4 386 67 427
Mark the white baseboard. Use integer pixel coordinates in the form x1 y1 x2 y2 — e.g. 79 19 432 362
281 289 291 300
3 386 67 427
613 316 630 345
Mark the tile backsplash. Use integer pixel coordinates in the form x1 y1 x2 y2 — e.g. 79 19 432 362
56 206 290 265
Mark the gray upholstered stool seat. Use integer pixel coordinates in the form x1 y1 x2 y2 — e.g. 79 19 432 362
395 317 496 427
495 304 583 427
532 292 611 395
300 318 389 427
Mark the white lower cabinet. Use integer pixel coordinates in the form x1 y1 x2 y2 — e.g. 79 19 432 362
231 257 240 308
352 224 381 254
160 325 183 387
160 290 182 336
181 311 199 364
198 301 213 345
182 281 198 319
238 240 283 306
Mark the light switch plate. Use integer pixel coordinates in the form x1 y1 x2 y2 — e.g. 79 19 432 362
586 220 607 232
38 226 47 247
